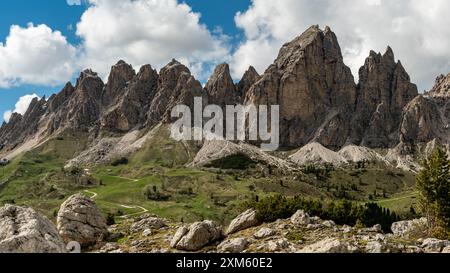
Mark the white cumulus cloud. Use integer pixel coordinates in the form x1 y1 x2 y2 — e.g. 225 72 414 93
231 0 450 91
0 23 77 88
3 93 40 122
75 0 231 81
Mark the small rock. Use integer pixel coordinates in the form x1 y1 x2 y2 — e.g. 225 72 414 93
441 246 450 253
171 220 224 251
299 238 359 253
291 210 311 226
254 228 276 239
322 220 336 228
142 229 153 237
266 238 290 252
226 209 260 235
131 217 167 233
218 238 248 253
421 238 450 253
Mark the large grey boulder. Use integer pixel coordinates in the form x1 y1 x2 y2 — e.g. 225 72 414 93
391 218 427 237
226 209 260 235
57 194 108 247
171 220 224 251
0 205 66 253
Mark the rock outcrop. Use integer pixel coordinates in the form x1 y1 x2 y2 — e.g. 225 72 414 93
226 209 260 235
0 205 66 253
170 220 224 251
245 25 357 149
101 62 159 132
399 73 450 146
237 66 260 100
146 59 204 126
57 194 108 247
349 47 418 148
205 63 239 106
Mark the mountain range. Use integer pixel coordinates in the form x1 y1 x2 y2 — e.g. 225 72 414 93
1 25 449 169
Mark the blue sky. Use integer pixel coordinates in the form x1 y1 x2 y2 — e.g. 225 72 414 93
0 0 250 123
1 0 449 123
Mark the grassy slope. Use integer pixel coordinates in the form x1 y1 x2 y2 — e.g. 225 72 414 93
0 126 419 222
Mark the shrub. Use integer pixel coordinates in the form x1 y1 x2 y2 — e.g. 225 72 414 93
247 195 399 232
111 157 129 167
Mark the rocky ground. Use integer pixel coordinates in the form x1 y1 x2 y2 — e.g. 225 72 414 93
1 193 449 254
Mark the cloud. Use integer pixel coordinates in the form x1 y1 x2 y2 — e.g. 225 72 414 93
75 0 231 81
231 0 450 91
3 93 40 122
0 23 77 88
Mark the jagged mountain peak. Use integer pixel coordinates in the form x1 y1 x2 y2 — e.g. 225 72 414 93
205 63 237 106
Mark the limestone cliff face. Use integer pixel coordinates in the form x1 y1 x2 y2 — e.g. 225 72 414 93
205 63 239 106
348 48 418 148
237 66 260 102
101 63 159 132
146 59 204 127
245 25 357 149
399 73 450 145
428 73 450 97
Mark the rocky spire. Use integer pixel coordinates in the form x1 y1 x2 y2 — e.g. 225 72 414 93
146 59 204 127
245 25 356 149
102 60 136 106
349 46 418 148
237 66 260 101
205 63 238 106
101 64 159 132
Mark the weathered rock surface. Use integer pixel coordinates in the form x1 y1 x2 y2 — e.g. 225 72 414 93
130 214 167 233
421 238 450 253
291 210 312 226
298 237 359 253
237 66 260 100
205 63 239 106
245 25 357 149
57 194 108 247
227 209 260 235
391 218 427 237
349 47 418 148
218 238 248 253
170 220 224 251
0 205 66 253
254 228 276 239
146 59 204 127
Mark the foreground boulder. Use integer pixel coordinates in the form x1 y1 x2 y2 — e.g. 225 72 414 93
171 220 224 251
0 205 66 253
226 209 260 235
291 210 312 226
218 238 248 253
421 238 450 253
391 218 427 237
57 194 108 247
